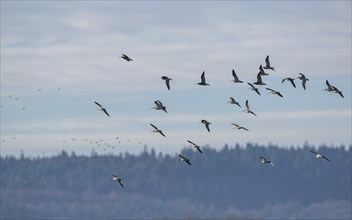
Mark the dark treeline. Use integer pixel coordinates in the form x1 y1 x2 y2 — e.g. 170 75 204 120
1 143 351 219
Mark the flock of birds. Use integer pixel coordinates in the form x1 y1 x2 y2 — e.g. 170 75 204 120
105 54 341 188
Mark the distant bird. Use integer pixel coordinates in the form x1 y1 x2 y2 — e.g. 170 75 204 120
150 123 166 137
247 83 261 96
152 100 167 113
310 151 330 162
197 71 209 86
120 54 133 62
94 101 110 117
161 76 172 90
266 87 283 97
112 174 124 188
231 69 243 83
260 157 274 166
254 73 266 85
263 55 275 71
227 97 241 107
178 154 192 165
324 80 344 98
187 140 203 153
258 64 269 76
200 119 211 132
297 73 309 90
282 77 296 88
243 100 257 116
231 123 249 131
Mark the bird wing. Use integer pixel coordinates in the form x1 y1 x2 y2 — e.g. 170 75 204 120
326 80 332 90
245 100 249 109
256 73 263 83
242 127 249 131
118 181 124 188
290 79 296 88
159 130 166 137
187 140 196 145
250 111 257 116
102 108 110 117
150 123 158 130
265 55 270 68
302 80 306 90
255 88 261 96
94 101 102 107
232 69 239 81
165 79 170 90
310 150 319 155
299 73 305 78
178 154 186 160
281 78 287 83
196 146 203 154
205 123 210 132
247 82 254 88
322 156 330 161
154 101 161 107
266 87 274 92
200 71 206 83
277 92 283 97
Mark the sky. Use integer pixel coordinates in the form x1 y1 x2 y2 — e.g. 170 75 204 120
1 1 351 157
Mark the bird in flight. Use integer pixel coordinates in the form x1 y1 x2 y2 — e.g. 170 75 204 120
197 71 210 86
231 123 249 131
120 54 133 62
187 140 203 154
231 69 243 83
227 97 241 108
150 123 166 137
94 101 110 117
112 174 124 188
200 119 211 132
254 73 266 85
324 80 344 98
260 157 274 166
263 55 275 71
178 154 192 165
258 64 269 76
266 87 283 97
152 100 167 113
247 83 261 96
297 73 309 90
282 77 296 88
310 151 330 161
161 76 172 90
243 100 257 116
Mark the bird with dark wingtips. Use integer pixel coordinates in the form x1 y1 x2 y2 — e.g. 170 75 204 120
178 154 192 165
120 54 133 62
197 71 210 86
260 157 274 166
266 87 283 97
243 100 257 116
227 97 241 108
231 123 249 131
200 119 211 132
310 151 330 161
254 73 266 85
150 123 166 137
324 80 344 98
112 174 124 188
297 73 309 90
247 83 261 96
187 140 203 153
258 64 269 76
152 100 167 113
282 77 296 88
263 55 275 71
94 101 110 117
231 69 243 83
161 76 172 90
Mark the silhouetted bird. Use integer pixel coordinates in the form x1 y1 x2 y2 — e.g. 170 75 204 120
161 76 172 90
231 123 249 131
248 83 261 96
112 174 124 188
227 97 241 107
243 100 257 116
178 154 192 165
260 157 274 166
197 71 209 86
297 73 309 90
150 123 166 137
94 101 110 117
263 55 275 71
200 119 211 132
231 69 243 83
187 140 203 153
120 54 133 61
282 77 296 88
152 100 167 113
310 151 330 161
266 87 283 97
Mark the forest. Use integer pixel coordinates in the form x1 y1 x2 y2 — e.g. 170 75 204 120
1 143 351 219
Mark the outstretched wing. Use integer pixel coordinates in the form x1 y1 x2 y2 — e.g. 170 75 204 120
150 123 158 130
310 150 319 155
200 71 206 83
165 79 170 90
102 109 110 117
232 69 239 81
94 101 102 108
265 55 270 68
187 140 196 145
205 123 210 132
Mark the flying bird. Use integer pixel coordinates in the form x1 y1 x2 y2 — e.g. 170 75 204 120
254 73 266 85
178 154 192 165
200 119 211 132
263 55 275 71
150 123 166 137
258 64 269 76
152 100 167 113
187 140 203 154
297 73 309 90
243 100 257 116
231 69 243 83
266 87 283 97
310 151 330 161
120 54 133 61
324 80 344 98
282 77 296 88
197 71 209 86
94 101 110 117
247 83 261 96
112 174 124 188
231 123 249 131
227 97 241 108
260 157 274 166
161 76 172 90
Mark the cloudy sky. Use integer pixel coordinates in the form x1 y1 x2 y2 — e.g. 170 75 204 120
1 1 351 157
